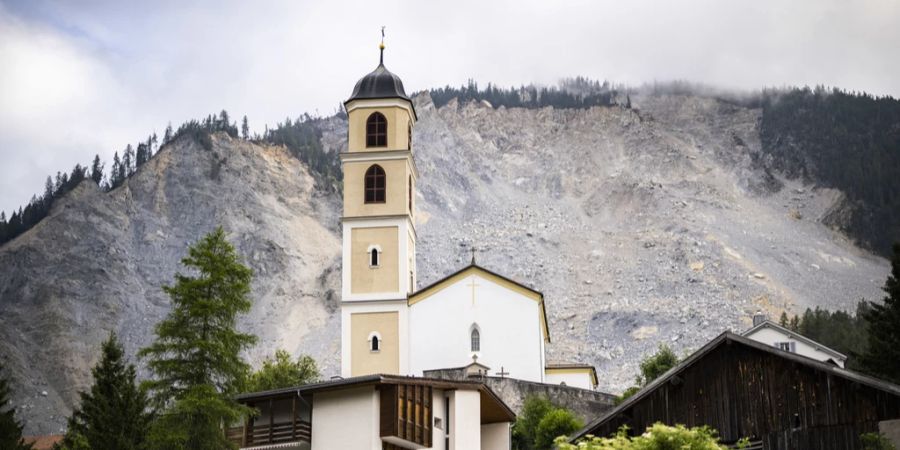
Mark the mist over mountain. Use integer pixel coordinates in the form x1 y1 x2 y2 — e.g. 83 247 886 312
0 82 894 434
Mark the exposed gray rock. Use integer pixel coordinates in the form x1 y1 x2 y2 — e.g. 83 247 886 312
0 92 889 433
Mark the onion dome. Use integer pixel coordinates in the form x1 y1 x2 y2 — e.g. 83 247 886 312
346 44 411 103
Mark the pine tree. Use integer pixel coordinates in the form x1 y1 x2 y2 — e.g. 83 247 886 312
779 312 789 327
860 243 900 383
163 123 173 145
123 145 135 177
241 115 249 140
0 363 31 450
139 227 257 449
59 333 150 450
136 143 148 168
110 152 123 189
90 155 104 186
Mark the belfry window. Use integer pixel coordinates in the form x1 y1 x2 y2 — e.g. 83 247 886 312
366 112 387 147
471 328 480 352
365 165 386 203
370 248 380 267
371 335 380 351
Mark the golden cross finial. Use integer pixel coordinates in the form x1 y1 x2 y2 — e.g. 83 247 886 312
379 26 386 64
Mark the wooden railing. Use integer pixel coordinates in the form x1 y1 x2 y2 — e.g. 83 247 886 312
225 419 311 448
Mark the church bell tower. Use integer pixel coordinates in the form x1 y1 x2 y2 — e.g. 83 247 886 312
340 40 417 377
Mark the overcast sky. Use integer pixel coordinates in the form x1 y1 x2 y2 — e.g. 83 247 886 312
2 0 899 216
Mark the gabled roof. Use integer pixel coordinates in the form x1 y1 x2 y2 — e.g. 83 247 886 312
235 373 516 424
546 363 599 387
571 331 900 441
742 319 848 360
408 263 551 343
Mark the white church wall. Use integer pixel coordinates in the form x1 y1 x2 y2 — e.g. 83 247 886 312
409 273 545 382
311 386 380 450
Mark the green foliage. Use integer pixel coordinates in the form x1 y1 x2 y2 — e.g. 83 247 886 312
614 386 641 406
637 344 678 385
59 332 151 450
0 364 32 450
513 396 554 450
860 243 900 383
792 300 871 370
244 350 320 392
758 87 900 256
861 432 897 450
263 115 340 183
534 408 584 450
512 396 584 450
139 227 257 449
429 77 623 110
557 423 728 450
617 344 680 404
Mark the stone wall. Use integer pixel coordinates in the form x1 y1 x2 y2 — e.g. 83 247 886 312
879 419 900 449
424 368 616 422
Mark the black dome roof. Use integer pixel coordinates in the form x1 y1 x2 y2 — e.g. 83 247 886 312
347 62 410 103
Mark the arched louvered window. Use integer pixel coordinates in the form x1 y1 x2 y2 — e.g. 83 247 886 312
365 165 386 203
366 112 387 147
471 328 480 352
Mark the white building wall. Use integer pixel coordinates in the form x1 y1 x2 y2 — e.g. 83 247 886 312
544 372 594 390
448 390 481 450
481 423 510 450
409 274 545 382
432 390 448 450
746 327 846 367
311 387 380 450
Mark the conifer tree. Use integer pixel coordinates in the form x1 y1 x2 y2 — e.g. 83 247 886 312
139 227 257 449
0 363 31 450
90 155 104 186
860 244 900 383
110 152 123 189
59 332 150 450
241 116 249 140
163 123 173 145
136 143 148 168
123 145 135 177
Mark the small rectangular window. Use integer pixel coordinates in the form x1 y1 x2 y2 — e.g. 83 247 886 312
775 342 795 353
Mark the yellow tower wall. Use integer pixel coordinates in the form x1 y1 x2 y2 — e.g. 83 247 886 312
343 159 413 218
346 103 413 152
350 226 399 294
350 311 400 376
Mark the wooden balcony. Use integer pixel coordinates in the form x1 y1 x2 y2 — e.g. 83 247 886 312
225 418 311 448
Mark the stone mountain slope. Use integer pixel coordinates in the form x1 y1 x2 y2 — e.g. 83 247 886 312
0 92 889 434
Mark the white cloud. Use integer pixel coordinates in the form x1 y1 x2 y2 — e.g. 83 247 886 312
1 0 899 215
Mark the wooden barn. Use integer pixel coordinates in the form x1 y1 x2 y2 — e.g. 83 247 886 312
572 332 900 449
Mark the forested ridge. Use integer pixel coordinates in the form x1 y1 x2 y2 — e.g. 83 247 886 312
757 87 900 257
0 111 339 246
2 81 899 256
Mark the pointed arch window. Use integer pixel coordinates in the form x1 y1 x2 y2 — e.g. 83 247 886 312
365 165 386 203
366 112 387 148
471 327 480 352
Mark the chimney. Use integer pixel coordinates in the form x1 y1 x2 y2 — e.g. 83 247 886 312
752 311 767 327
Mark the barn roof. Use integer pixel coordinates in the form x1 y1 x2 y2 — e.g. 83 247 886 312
571 331 900 441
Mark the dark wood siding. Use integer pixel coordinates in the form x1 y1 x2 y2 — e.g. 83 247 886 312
380 383 433 448
589 342 900 449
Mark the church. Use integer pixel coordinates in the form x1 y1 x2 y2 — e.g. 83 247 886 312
226 44 606 450
339 43 594 390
